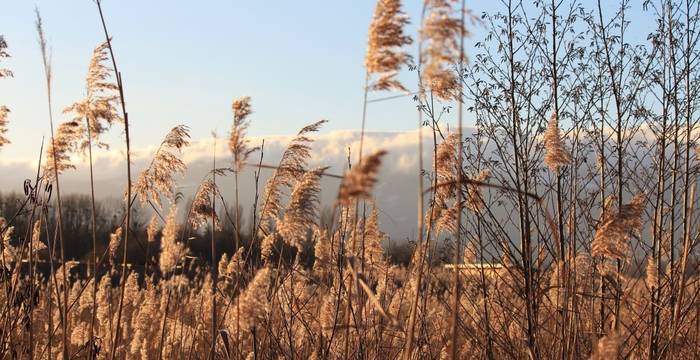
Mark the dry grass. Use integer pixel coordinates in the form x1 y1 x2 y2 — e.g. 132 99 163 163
2 0 700 359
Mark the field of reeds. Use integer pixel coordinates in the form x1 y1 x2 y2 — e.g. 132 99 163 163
2 0 700 359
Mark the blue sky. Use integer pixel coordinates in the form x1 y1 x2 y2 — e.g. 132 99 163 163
0 0 650 162
0 1 427 160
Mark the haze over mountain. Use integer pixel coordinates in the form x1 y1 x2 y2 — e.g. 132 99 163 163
0 128 477 240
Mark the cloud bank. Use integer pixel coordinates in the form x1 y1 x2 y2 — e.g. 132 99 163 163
0 129 471 239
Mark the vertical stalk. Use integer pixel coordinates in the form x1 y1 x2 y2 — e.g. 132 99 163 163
211 135 218 359
449 1 466 359
86 117 99 360
94 2 133 358
507 1 538 356
35 9 69 358
549 1 568 355
234 169 241 359
402 4 428 359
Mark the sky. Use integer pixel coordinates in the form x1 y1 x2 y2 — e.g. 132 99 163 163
0 0 432 161
0 1 654 238
0 1 648 160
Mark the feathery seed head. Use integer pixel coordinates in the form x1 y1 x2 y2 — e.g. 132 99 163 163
435 133 460 201
160 205 188 274
134 125 190 208
466 169 490 212
645 256 658 290
420 0 469 101
229 96 256 172
237 267 274 330
63 40 120 153
543 112 571 172
364 205 386 269
592 193 645 260
0 35 12 78
44 120 83 181
189 178 220 231
0 106 9 149
278 167 325 249
259 120 327 234
337 150 387 205
591 332 620 360
146 215 159 243
365 0 413 91
108 226 123 265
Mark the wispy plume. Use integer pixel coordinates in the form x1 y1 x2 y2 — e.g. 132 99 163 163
63 41 120 152
365 0 413 91
0 106 9 149
337 150 387 205
108 226 123 266
364 205 386 268
258 120 327 235
236 266 273 330
146 215 159 243
0 35 12 78
229 96 257 172
435 199 461 235
435 133 460 201
134 125 191 208
189 178 221 231
465 169 490 212
160 205 188 274
543 112 571 172
645 256 658 290
0 37 11 150
277 167 325 249
592 193 645 260
420 0 469 101
44 120 82 179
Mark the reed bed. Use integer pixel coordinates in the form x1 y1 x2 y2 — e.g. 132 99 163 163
2 0 700 359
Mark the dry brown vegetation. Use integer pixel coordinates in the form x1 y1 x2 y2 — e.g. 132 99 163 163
2 0 700 359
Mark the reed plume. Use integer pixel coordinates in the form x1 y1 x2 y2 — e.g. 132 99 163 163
0 106 9 149
592 193 645 260
108 226 123 265
219 246 244 281
543 112 571 172
30 220 47 255
420 0 469 100
63 40 120 152
236 266 273 330
44 120 82 180
278 167 325 249
466 169 490 212
146 215 159 243
313 229 334 276
0 38 9 150
365 0 413 91
645 256 658 290
337 150 387 205
258 120 326 235
160 205 188 274
0 35 11 78
229 96 256 171
435 199 462 235
134 125 191 208
364 205 385 269
260 232 277 262
435 133 460 201
189 178 220 231
1 223 16 264
590 332 620 360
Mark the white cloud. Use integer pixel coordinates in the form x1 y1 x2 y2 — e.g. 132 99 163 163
0 129 467 239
